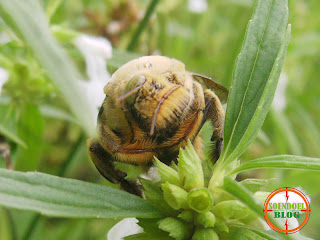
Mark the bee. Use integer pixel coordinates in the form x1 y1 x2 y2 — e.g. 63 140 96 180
88 56 228 196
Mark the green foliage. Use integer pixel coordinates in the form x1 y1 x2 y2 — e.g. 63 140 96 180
0 169 162 218
221 0 290 165
0 0 96 136
232 155 320 173
0 0 319 239
15 103 44 171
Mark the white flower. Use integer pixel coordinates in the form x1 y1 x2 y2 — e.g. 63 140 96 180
0 67 9 95
0 32 11 45
188 0 208 13
74 34 112 125
107 218 143 240
167 21 193 39
272 72 288 112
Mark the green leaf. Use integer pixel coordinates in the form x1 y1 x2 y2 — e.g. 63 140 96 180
0 169 163 218
220 224 282 240
269 109 303 155
124 233 174 240
222 177 263 219
229 224 286 240
231 155 320 174
221 0 290 164
137 218 165 235
39 105 78 124
288 102 320 157
158 217 193 240
0 123 26 148
15 104 44 171
0 0 96 136
0 104 26 148
140 178 176 216
239 178 273 193
45 0 63 20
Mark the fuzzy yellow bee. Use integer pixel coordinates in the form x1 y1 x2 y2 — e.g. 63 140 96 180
88 56 228 196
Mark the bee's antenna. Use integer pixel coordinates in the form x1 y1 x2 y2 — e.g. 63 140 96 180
150 86 180 136
115 85 144 102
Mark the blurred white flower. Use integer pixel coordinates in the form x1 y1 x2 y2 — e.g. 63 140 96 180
0 32 11 45
0 67 9 95
107 218 143 240
188 0 208 13
74 34 112 125
273 72 288 112
167 21 193 39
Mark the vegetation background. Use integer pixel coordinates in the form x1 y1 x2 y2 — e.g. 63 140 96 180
0 0 319 239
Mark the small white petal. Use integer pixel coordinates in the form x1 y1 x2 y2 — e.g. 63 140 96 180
188 0 208 13
107 218 143 240
75 35 112 59
167 21 193 39
273 72 288 112
107 21 122 35
0 68 9 95
0 32 11 45
140 166 161 182
74 34 112 125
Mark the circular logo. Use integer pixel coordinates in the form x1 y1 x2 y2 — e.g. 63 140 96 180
263 187 311 234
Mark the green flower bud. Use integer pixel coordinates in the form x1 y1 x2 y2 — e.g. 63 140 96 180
161 182 188 210
214 217 229 233
195 212 216 228
187 188 214 213
140 178 176 216
192 227 219 240
211 200 251 221
178 211 195 223
158 217 193 240
155 157 180 186
178 140 204 191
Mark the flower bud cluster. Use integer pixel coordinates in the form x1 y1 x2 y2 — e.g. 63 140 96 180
140 140 261 240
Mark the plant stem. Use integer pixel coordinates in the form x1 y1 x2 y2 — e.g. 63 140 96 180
127 0 160 51
22 214 41 240
58 132 86 177
4 209 17 240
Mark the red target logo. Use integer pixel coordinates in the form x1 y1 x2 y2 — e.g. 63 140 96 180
263 187 311 234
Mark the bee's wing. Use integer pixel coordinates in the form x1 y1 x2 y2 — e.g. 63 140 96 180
189 72 229 104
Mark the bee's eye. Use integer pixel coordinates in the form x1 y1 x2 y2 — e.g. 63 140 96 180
127 75 146 90
116 75 146 104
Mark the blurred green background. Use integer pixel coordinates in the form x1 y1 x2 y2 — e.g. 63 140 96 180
0 0 319 239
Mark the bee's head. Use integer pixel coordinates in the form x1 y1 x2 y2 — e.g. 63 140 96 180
111 56 194 137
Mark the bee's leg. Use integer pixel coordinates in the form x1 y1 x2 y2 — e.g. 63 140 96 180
203 89 225 162
87 139 143 197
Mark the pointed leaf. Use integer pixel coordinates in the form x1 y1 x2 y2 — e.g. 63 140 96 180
222 0 290 164
232 155 320 174
0 169 163 218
